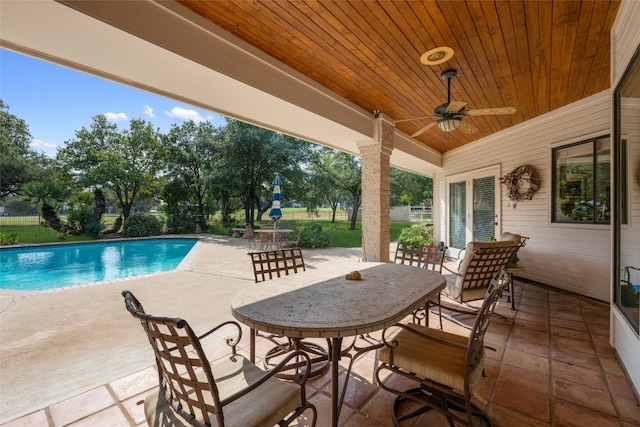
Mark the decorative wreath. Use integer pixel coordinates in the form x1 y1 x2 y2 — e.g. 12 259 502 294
499 165 540 201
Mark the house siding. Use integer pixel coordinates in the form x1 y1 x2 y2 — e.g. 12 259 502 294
436 90 611 302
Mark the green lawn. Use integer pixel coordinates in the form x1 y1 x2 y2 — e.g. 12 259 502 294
1 219 419 247
0 225 92 245
293 220 411 247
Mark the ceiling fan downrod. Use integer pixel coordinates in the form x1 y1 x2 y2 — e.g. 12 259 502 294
441 69 457 105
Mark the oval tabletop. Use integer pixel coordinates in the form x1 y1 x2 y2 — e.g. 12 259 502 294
231 262 445 339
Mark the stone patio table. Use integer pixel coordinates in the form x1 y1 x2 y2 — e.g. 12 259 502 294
231 261 445 427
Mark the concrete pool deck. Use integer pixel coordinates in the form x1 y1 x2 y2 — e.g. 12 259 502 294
0 235 363 423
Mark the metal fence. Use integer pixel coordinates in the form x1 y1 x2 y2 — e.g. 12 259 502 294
0 214 124 228
270 209 350 221
410 206 432 222
0 208 420 230
0 215 42 227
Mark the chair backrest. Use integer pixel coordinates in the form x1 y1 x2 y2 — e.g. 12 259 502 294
258 232 278 251
498 231 521 245
281 228 301 249
394 241 446 273
122 290 239 426
455 241 519 302
422 244 447 273
250 248 306 283
394 241 424 267
499 232 529 266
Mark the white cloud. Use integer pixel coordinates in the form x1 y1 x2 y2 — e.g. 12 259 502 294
165 106 207 123
143 104 155 119
30 139 59 158
104 112 128 122
30 139 58 149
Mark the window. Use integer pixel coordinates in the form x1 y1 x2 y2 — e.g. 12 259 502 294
449 181 466 249
552 136 610 224
614 45 640 333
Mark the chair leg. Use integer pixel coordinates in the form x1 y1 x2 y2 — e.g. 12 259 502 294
437 294 443 330
390 385 493 427
424 294 443 330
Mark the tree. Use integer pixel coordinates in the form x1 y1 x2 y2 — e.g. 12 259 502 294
66 191 99 235
0 99 50 198
57 115 162 224
21 181 65 231
219 120 309 227
162 120 221 230
304 147 348 222
310 147 362 230
390 168 433 206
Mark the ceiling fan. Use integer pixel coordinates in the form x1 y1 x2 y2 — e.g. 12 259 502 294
398 69 516 137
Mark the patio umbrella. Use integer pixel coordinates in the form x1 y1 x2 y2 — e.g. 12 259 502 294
268 174 282 224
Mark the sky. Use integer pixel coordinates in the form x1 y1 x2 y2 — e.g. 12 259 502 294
1 49 227 158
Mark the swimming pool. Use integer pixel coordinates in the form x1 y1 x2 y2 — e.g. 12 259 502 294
0 238 199 291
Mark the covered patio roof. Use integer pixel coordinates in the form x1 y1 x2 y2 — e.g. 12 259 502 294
0 0 620 176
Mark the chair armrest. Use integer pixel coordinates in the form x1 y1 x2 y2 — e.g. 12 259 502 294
441 263 461 276
164 321 243 354
219 349 312 407
381 322 468 351
198 320 242 352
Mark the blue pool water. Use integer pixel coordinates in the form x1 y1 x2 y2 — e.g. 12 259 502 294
0 238 198 291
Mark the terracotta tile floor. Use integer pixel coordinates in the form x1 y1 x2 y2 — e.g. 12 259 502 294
3 279 639 427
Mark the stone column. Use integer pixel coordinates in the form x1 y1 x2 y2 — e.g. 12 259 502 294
357 115 394 262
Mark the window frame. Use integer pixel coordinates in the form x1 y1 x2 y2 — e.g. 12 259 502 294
551 135 611 225
613 44 640 334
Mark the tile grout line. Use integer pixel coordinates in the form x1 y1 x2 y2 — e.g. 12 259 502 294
104 383 138 427
547 286 557 426
582 297 626 424
44 407 54 427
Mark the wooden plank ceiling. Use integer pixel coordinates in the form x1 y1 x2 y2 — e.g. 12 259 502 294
178 0 620 153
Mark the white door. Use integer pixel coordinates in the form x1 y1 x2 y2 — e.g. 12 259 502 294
446 166 500 253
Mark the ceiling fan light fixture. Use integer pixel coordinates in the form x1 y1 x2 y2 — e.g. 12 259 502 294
420 46 454 65
437 118 462 132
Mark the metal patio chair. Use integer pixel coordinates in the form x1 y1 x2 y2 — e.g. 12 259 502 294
122 290 316 427
377 272 510 426
394 241 447 329
250 248 305 282
280 229 301 249
248 249 329 378
432 239 519 326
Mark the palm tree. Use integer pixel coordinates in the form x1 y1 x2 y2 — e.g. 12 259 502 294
22 181 65 231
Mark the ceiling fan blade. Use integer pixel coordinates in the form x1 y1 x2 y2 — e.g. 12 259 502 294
446 101 467 113
459 120 478 134
466 107 517 116
395 115 432 123
411 121 437 137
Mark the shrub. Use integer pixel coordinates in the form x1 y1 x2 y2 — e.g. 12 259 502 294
123 214 162 237
165 211 195 234
84 220 104 238
66 207 94 235
1 233 19 245
398 224 434 246
299 223 331 248
208 220 235 236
